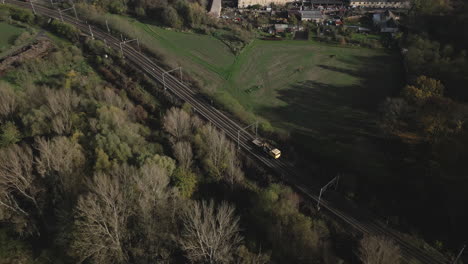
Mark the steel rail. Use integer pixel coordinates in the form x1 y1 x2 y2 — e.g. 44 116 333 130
4 1 451 263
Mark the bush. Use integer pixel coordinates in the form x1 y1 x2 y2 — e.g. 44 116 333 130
0 122 21 147
162 6 182 29
9 6 34 24
172 168 197 198
48 20 80 42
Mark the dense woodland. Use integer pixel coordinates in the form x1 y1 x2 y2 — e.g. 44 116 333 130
375 0 468 251
74 0 468 258
0 5 381 264
75 0 254 54
1 0 468 263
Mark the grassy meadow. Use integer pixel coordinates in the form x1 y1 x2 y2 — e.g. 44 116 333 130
0 2 404 181
87 15 404 178
228 41 404 177
0 22 25 55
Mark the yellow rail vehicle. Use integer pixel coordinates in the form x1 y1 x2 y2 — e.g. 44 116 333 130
252 138 281 159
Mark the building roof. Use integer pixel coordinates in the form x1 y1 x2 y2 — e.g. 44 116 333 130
300 10 324 19
350 0 408 2
275 24 288 29
310 0 345 4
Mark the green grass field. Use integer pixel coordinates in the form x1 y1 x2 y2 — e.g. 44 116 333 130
227 40 403 176
102 18 404 176
0 22 25 54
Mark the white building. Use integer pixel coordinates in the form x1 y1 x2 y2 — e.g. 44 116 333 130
349 0 410 8
238 0 290 8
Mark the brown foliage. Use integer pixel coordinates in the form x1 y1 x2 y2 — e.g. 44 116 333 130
163 107 191 142
180 200 242 264
359 235 401 264
71 168 131 264
0 82 18 119
35 137 85 195
200 124 233 179
173 141 193 170
44 88 80 135
0 144 40 223
226 154 244 188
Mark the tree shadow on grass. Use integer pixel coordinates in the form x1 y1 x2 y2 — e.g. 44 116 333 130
259 53 404 182
256 52 467 249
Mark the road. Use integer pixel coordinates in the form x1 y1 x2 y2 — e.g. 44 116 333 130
3 1 452 263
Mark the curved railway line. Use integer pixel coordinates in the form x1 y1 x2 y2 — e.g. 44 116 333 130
3 1 452 263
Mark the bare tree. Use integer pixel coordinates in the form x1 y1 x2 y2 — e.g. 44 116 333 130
35 137 85 196
135 162 172 213
173 141 193 170
225 150 244 188
133 163 178 262
180 200 242 264
163 107 191 142
359 235 401 264
191 115 203 131
0 144 40 216
0 82 17 119
44 88 80 135
200 125 233 179
71 169 131 264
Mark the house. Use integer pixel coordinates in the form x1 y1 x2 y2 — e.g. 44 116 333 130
238 0 290 8
310 0 345 5
373 10 400 32
349 0 410 9
274 24 289 33
300 10 324 22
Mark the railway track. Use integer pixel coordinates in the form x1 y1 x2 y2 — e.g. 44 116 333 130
3 1 453 263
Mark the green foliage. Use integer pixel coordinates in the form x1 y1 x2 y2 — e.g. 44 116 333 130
90 0 128 14
94 148 112 171
401 76 444 104
0 121 21 147
288 14 298 25
94 105 150 163
0 9 9 21
234 245 271 264
145 154 176 176
48 20 80 42
21 108 52 137
172 168 197 198
162 6 182 29
404 33 468 100
411 0 450 14
252 184 328 263
0 229 34 264
8 6 34 24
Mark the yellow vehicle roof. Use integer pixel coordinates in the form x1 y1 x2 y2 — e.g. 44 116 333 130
271 149 281 155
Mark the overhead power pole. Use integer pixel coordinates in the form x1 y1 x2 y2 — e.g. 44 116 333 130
88 24 94 39
237 121 258 149
58 9 63 21
317 175 340 211
59 5 78 21
30 0 36 15
72 5 78 20
453 245 466 264
162 67 183 90
105 19 110 33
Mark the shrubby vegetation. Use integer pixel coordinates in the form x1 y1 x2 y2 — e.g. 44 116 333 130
0 9 357 264
73 0 254 54
376 0 468 251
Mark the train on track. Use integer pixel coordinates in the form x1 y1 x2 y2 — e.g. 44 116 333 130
252 138 281 159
